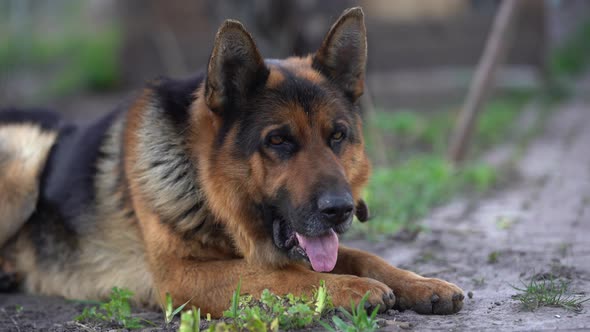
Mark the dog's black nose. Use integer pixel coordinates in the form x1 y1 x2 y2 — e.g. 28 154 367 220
318 193 354 225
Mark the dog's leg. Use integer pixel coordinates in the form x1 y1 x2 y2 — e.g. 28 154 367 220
153 258 396 317
332 246 464 314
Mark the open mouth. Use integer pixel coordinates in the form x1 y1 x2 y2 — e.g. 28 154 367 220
272 218 340 272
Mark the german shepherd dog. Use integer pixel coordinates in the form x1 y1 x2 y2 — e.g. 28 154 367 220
0 8 464 316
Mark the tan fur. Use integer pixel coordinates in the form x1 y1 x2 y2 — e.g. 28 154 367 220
10 217 156 306
0 118 155 305
266 66 286 87
282 56 325 83
0 125 56 246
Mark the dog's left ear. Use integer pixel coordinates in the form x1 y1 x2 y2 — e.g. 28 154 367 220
355 199 370 222
205 20 269 112
313 7 367 102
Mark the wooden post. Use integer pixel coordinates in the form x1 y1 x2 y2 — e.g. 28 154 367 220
448 0 520 163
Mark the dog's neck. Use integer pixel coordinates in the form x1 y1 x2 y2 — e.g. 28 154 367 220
130 92 208 236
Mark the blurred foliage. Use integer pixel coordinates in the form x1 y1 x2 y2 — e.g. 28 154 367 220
358 91 533 237
367 90 532 160
0 29 121 96
549 18 590 79
0 1 121 99
361 157 495 235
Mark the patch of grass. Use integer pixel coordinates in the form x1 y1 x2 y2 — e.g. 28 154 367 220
369 110 452 158
360 91 534 236
358 156 496 235
0 29 121 97
512 278 590 312
320 292 380 332
368 91 532 160
75 287 147 329
475 91 533 149
179 307 201 332
487 251 500 264
550 18 590 79
210 280 332 331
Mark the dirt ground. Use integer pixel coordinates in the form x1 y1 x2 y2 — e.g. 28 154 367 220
1 95 590 331
350 97 590 331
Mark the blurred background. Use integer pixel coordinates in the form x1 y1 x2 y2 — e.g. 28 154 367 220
1 0 589 238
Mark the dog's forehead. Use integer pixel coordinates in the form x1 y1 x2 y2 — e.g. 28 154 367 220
265 57 325 85
258 87 347 132
260 60 348 120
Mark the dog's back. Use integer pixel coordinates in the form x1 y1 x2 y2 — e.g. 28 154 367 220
0 108 156 303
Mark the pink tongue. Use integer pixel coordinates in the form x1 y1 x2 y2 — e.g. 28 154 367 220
295 229 339 272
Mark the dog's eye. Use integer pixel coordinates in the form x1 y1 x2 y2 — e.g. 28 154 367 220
331 130 345 142
269 135 285 146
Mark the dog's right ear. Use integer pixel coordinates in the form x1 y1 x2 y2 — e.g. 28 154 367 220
205 20 269 113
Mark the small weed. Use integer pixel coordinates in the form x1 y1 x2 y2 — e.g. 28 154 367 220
512 278 590 312
179 306 201 332
495 216 514 230
164 292 192 324
416 250 437 264
472 277 486 287
75 287 146 329
212 280 332 331
320 292 380 332
557 243 571 257
487 251 500 264
14 305 23 313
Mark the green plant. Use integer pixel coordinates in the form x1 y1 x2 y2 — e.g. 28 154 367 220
75 287 146 329
487 251 500 264
512 278 590 312
0 28 121 98
358 156 497 236
211 280 332 331
550 19 590 79
224 279 242 321
179 306 201 332
474 92 531 148
320 292 380 332
369 110 452 157
165 292 192 324
357 91 537 238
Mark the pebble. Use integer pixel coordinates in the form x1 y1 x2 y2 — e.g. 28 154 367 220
468 291 474 299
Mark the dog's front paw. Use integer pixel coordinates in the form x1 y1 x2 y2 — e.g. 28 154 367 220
394 277 464 314
330 276 396 313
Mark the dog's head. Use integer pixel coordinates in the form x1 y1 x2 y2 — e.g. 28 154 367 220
199 8 370 272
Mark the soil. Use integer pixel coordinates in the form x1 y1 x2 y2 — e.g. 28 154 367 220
2 96 590 331
352 97 590 331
